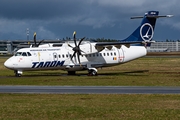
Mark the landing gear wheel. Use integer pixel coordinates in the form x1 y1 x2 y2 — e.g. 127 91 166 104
88 69 97 76
16 73 21 77
14 70 22 77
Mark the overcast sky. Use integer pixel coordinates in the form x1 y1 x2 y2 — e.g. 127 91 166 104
0 0 179 41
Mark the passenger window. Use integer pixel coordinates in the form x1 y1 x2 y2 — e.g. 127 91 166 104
100 53 102 56
59 55 61 58
103 53 106 56
62 54 64 58
107 53 109 56
114 52 116 56
111 53 113 56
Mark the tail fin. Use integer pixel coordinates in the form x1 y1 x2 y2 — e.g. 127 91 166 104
124 11 172 46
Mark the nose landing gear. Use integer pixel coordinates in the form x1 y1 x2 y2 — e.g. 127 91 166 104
14 70 22 77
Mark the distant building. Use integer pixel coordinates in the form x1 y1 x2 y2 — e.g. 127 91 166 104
0 40 180 54
148 41 180 52
0 40 63 54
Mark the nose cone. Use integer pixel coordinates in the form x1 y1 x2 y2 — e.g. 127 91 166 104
4 58 13 69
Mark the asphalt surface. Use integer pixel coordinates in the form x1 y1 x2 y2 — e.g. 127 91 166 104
0 86 180 94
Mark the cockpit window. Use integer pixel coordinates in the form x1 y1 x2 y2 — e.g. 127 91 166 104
22 52 27 56
15 52 22 56
27 52 32 56
14 52 32 57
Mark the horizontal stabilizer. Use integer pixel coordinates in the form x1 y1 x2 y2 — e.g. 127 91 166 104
131 15 173 19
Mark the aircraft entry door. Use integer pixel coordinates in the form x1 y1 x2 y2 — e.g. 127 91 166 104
53 52 58 61
117 48 124 63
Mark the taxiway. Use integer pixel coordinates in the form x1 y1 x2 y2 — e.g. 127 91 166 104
0 86 179 94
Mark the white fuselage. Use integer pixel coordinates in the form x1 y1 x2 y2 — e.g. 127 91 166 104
4 42 147 72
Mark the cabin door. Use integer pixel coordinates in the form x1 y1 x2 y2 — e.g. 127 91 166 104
53 52 58 61
117 48 124 63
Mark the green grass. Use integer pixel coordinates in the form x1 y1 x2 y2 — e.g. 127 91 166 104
0 57 180 86
0 94 180 120
0 57 180 119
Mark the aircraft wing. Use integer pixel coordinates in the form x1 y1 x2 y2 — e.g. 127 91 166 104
95 41 142 46
94 40 155 51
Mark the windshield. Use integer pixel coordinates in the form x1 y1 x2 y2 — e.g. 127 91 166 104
15 52 22 56
14 52 32 56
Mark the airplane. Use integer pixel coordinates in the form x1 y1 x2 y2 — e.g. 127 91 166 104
4 11 173 77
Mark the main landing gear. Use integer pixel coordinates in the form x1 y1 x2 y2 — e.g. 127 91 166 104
67 68 98 76
88 68 98 76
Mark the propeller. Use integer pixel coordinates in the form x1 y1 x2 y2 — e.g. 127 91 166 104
68 31 85 64
33 32 37 47
33 32 44 47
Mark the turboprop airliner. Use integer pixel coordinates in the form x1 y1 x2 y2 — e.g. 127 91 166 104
4 11 172 77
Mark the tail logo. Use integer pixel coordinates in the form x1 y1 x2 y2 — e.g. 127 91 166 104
140 23 154 42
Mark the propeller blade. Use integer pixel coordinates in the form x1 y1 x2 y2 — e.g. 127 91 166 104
71 52 76 61
68 44 74 48
37 39 44 47
78 51 82 56
33 32 37 47
77 52 81 64
78 37 85 47
73 31 76 38
78 37 86 54
80 49 86 54
73 31 77 47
